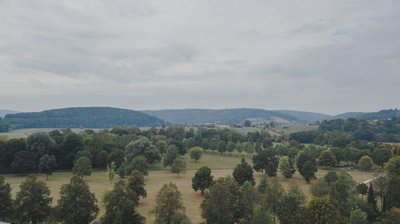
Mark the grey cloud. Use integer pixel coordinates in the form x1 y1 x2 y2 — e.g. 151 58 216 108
0 0 399 114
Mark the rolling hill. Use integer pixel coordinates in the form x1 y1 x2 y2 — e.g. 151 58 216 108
2 107 164 129
0 110 18 118
142 108 309 125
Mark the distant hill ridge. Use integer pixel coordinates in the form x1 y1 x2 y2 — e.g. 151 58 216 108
1 107 398 129
3 107 164 129
142 108 400 124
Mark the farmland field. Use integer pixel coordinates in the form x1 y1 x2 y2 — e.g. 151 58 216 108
3 153 375 224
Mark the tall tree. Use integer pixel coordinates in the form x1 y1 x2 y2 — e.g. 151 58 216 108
125 137 161 164
367 182 377 211
38 154 57 180
14 176 52 224
201 177 239 224
188 147 203 162
299 161 317 183
372 148 392 168
130 155 149 175
250 206 273 224
356 183 368 199
233 158 255 185
72 156 92 177
253 149 278 176
171 156 186 177
11 150 36 174
350 206 368 224
163 145 179 167
55 176 99 224
127 170 147 202
308 196 344 224
358 155 374 171
152 182 189 224
278 156 295 178
296 151 318 183
192 166 214 195
318 149 337 168
102 180 145 224
26 132 56 163
59 132 84 169
276 186 307 224
0 176 13 221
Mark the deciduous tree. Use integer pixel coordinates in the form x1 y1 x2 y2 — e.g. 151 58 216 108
72 156 92 177
192 166 214 195
188 147 203 162
55 176 99 224
38 154 57 180
14 176 52 224
233 158 255 185
171 156 186 177
152 182 189 224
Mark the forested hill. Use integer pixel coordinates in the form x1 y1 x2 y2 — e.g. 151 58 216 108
2 107 164 129
332 109 400 120
142 108 303 124
0 110 18 118
143 108 400 124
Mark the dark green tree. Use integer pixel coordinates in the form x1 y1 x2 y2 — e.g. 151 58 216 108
278 156 295 178
257 175 268 194
171 156 186 177
188 147 203 162
107 148 125 168
130 155 149 175
0 176 13 221
152 182 189 224
11 150 36 174
318 149 337 168
125 137 161 164
127 170 147 202
101 180 145 224
308 196 344 224
356 183 368 199
59 132 84 169
38 154 57 180
358 155 374 171
299 160 317 183
253 149 278 176
26 132 56 162
72 156 92 177
276 186 307 224
192 166 214 195
14 176 52 224
201 177 239 224
163 145 179 167
233 158 255 186
217 141 227 154
55 176 99 224
367 182 377 211
372 148 392 168
250 206 273 224
95 150 108 168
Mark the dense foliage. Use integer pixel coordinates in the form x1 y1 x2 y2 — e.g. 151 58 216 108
1 107 164 129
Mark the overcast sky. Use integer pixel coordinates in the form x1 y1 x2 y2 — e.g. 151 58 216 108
0 0 399 115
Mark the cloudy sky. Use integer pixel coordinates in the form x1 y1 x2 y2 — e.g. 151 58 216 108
0 0 399 115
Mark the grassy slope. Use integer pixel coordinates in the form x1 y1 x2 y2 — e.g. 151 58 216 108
4 153 374 224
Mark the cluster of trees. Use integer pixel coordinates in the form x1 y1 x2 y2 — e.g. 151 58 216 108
0 126 274 176
291 117 400 143
0 169 150 224
190 155 400 224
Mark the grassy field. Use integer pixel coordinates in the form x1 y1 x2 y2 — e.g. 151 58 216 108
3 152 375 224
